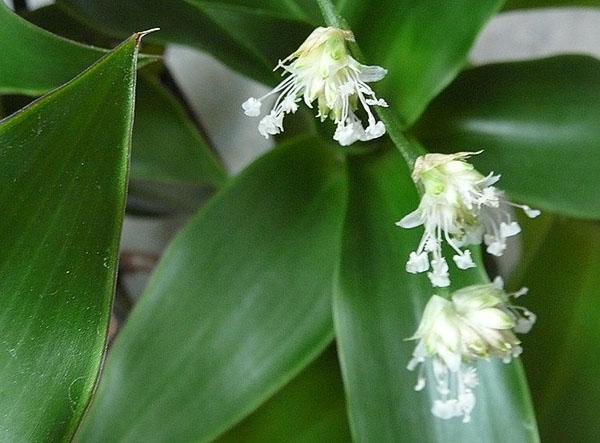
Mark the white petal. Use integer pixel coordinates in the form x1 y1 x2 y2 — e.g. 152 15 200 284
242 97 262 117
492 276 504 289
406 251 429 274
486 240 506 257
396 209 423 228
414 375 426 391
514 311 536 334
428 271 450 288
432 400 461 420
333 122 364 146
500 221 521 238
365 98 389 107
466 307 515 330
523 205 541 218
513 286 529 298
358 64 388 82
479 172 501 187
453 251 476 270
361 121 386 141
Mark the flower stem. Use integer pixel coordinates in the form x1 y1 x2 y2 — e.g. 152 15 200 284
316 0 342 28
316 0 426 169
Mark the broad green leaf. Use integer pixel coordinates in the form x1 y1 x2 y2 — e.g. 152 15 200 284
132 74 226 188
503 0 600 9
0 35 142 441
17 4 225 194
59 0 316 85
415 56 600 219
333 148 538 442
514 218 600 442
337 0 504 127
0 2 105 95
218 346 351 443
77 137 348 442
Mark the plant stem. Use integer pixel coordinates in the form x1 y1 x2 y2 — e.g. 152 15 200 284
316 0 426 169
316 0 342 28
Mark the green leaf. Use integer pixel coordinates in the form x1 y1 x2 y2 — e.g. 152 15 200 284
76 137 348 442
0 2 156 96
333 148 538 442
415 56 600 219
132 74 226 188
503 0 600 9
514 218 600 442
24 3 117 48
16 3 225 196
0 35 142 441
0 2 105 95
59 0 316 85
338 0 504 127
217 346 351 443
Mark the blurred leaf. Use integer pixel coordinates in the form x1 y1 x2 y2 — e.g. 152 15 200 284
0 2 156 96
217 346 351 443
515 218 600 442
132 74 226 187
188 0 322 23
333 148 538 442
76 137 348 442
0 35 141 441
25 3 117 47
338 0 504 127
0 2 105 95
17 4 225 200
59 0 316 85
416 56 600 219
503 0 600 9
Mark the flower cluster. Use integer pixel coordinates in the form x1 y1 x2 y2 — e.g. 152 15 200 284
242 27 388 146
407 279 535 422
397 152 540 422
397 152 540 287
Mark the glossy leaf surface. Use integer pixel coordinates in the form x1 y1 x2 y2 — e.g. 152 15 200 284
0 2 105 95
77 137 348 442
416 56 600 219
333 148 538 442
338 0 504 127
14 4 224 192
218 346 351 443
59 0 315 85
0 35 140 441
516 218 600 442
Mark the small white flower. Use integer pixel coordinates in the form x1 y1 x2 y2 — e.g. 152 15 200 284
242 27 388 146
396 152 540 287
241 97 262 116
407 281 534 423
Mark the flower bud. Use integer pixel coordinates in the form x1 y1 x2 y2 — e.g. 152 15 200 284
242 27 388 145
407 280 534 422
397 152 540 287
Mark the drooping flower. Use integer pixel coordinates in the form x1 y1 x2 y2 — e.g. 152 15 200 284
407 279 535 423
241 27 388 146
396 152 540 287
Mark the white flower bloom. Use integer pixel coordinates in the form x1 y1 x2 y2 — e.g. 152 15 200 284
241 27 388 146
396 152 540 287
407 281 534 423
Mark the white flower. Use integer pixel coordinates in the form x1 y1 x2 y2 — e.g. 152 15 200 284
396 152 540 287
241 27 388 146
407 281 534 423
